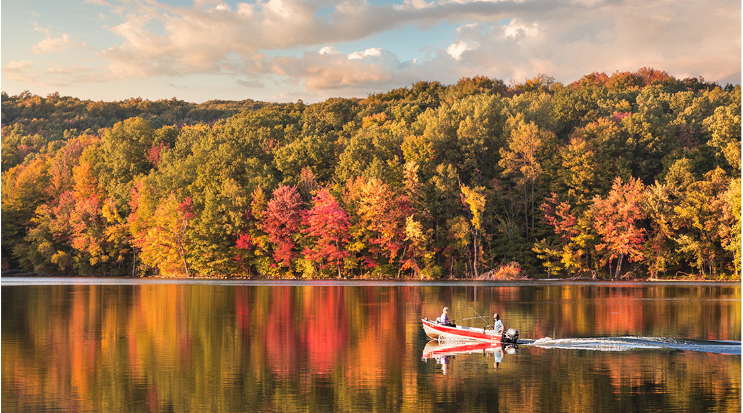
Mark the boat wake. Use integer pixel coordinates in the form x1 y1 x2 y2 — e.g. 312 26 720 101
521 337 741 355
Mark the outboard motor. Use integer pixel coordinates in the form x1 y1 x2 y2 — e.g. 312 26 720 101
504 328 519 344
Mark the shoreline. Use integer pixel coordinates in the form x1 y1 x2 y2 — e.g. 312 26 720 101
2 271 740 284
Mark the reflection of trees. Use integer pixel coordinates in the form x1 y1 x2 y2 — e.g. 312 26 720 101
264 286 300 376
1 284 740 412
301 287 347 373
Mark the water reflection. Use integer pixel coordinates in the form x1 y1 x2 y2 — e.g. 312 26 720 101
2 281 740 412
421 340 518 374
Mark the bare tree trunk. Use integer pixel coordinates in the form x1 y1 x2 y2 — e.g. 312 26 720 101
132 249 137 277
397 245 408 278
524 183 529 241
336 239 343 278
472 230 479 278
176 230 190 278
530 180 536 241
178 243 190 277
614 254 624 279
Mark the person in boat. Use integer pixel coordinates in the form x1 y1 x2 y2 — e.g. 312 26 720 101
437 307 454 326
492 313 504 335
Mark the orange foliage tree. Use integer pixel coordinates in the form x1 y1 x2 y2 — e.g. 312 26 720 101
591 177 646 279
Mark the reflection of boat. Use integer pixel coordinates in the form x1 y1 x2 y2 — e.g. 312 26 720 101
422 340 517 374
422 340 504 360
421 318 519 343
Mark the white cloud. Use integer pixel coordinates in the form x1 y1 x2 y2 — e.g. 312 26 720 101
320 46 341 55
32 32 90 54
262 47 424 92
3 60 35 72
447 41 479 60
504 19 538 38
335 0 371 16
456 23 479 33
3 61 38 82
393 0 433 11
348 47 383 60
236 3 255 17
46 64 89 75
33 34 70 54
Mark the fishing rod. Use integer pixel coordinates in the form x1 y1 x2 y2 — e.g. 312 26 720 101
465 303 493 329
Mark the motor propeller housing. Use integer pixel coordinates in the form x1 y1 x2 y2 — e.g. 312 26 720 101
504 328 519 343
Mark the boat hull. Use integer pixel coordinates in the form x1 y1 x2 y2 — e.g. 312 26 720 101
421 318 503 342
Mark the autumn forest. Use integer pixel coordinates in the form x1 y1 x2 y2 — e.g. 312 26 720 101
2 68 740 279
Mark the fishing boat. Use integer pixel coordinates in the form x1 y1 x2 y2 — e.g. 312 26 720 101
421 318 519 343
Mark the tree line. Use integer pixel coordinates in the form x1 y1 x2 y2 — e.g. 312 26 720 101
2 68 740 279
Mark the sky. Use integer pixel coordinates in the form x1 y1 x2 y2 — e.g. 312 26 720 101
1 0 741 103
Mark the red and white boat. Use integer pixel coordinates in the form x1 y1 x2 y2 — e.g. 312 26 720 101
421 318 519 343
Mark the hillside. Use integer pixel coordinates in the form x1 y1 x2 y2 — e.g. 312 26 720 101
2 68 740 279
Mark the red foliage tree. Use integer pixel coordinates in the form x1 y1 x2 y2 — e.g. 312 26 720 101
146 141 170 168
542 193 579 243
635 67 671 85
69 193 105 262
302 188 351 277
261 185 304 268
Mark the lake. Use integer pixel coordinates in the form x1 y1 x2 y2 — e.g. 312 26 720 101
2 278 740 412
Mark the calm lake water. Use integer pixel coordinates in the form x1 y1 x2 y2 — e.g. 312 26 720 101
2 278 740 412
